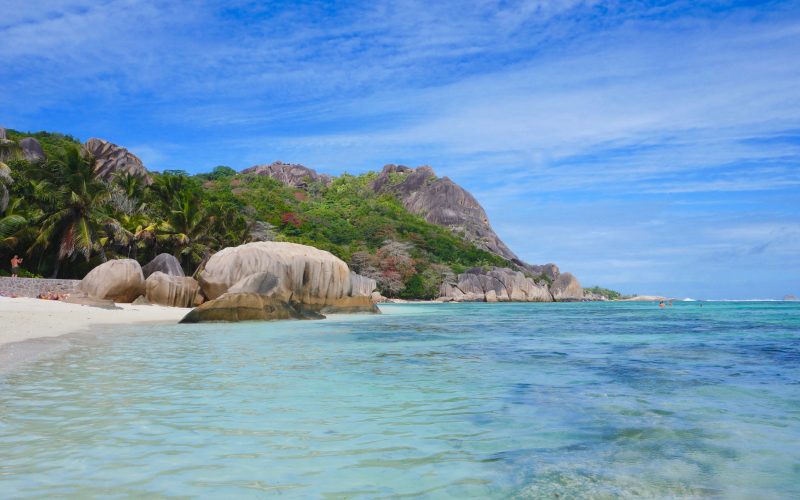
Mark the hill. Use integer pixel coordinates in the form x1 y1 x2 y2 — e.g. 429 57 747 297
0 126 582 300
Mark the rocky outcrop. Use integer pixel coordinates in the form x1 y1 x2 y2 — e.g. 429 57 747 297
583 291 609 301
197 242 351 301
237 159 581 289
439 267 553 302
550 272 583 301
83 138 151 183
241 161 332 189
349 272 377 297
78 259 145 303
180 293 323 323
142 253 184 278
372 165 518 261
187 242 379 322
145 272 202 308
521 262 560 282
19 138 45 163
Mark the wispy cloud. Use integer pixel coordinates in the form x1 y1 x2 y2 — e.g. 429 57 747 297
2 0 799 297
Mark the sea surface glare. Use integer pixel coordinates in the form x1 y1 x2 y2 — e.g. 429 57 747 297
1 302 799 498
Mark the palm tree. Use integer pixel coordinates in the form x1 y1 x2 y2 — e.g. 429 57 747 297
0 197 29 249
157 189 216 273
30 146 117 277
114 171 146 200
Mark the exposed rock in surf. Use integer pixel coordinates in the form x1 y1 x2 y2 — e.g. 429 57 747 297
186 242 379 322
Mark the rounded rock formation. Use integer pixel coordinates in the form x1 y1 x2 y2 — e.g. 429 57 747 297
145 272 202 308
142 253 185 278
78 259 145 303
19 138 45 163
551 272 583 301
188 242 379 322
198 242 352 301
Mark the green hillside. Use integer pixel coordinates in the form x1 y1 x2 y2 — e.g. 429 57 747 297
0 129 508 298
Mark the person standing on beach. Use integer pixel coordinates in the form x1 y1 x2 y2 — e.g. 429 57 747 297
10 255 23 278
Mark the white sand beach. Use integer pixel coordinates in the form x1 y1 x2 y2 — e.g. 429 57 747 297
0 296 190 348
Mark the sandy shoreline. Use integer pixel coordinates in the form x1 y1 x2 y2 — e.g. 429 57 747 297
0 297 191 372
0 296 191 347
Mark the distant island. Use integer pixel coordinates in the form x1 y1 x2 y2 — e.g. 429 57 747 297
0 127 621 303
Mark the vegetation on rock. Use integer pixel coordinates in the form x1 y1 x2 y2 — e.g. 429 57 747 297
1 129 509 297
583 286 626 300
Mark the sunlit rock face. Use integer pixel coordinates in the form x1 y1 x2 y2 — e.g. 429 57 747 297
372 164 518 261
240 161 332 189
187 242 378 322
83 138 151 183
78 259 145 303
550 272 584 301
145 272 202 308
439 267 553 303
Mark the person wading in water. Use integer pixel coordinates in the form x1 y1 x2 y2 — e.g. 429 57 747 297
10 255 23 278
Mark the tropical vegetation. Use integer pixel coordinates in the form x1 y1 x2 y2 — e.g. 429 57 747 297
1 129 510 298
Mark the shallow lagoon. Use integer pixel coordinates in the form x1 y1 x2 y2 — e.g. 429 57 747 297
1 302 799 498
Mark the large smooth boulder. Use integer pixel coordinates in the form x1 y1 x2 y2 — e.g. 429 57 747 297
551 272 583 301
142 253 184 278
78 259 145 303
145 272 202 308
188 242 379 322
198 242 352 301
19 138 45 163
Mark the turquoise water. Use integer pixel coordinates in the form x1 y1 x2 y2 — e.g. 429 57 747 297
1 302 799 498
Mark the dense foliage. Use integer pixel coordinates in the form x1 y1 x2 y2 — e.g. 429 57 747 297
1 129 509 298
583 286 626 300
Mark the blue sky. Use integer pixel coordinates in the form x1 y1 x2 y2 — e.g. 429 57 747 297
2 0 799 298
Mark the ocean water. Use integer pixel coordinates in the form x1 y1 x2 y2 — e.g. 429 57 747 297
1 302 799 498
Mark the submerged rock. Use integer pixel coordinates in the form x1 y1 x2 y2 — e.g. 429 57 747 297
78 259 145 303
145 272 202 308
142 253 184 278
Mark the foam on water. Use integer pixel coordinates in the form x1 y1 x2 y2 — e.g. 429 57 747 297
1 302 799 498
